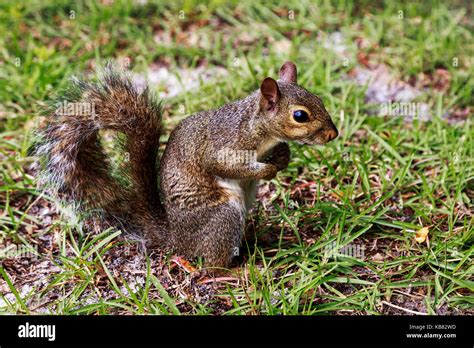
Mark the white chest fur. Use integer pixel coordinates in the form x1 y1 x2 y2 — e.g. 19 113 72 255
217 178 257 213
217 138 280 213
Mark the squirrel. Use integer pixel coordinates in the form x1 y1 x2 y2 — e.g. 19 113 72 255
33 61 338 269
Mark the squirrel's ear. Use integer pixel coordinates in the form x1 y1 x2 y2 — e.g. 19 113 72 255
279 61 297 84
260 77 281 111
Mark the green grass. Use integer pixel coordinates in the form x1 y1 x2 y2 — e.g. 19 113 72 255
0 0 473 315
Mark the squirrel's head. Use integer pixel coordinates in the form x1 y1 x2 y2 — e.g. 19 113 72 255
258 61 338 145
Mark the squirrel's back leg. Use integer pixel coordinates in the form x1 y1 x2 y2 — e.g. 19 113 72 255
196 200 246 268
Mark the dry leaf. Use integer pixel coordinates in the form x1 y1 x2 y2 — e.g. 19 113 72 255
372 253 384 262
415 227 429 243
171 256 196 273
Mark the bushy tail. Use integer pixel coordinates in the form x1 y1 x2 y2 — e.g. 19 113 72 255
32 64 167 245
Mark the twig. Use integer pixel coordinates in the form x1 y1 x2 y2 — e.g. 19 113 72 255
381 300 428 315
199 277 239 284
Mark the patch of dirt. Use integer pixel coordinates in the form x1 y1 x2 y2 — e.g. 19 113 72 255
320 31 468 124
132 64 228 98
0 232 239 314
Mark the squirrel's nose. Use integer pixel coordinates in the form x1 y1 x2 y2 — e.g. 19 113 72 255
324 127 338 142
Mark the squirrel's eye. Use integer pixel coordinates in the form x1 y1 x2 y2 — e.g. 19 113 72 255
293 110 309 123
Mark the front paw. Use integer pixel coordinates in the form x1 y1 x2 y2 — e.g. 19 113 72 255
258 163 278 180
265 143 290 171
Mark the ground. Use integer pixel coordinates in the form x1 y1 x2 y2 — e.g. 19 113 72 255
0 0 473 315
